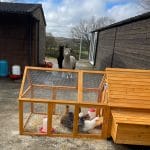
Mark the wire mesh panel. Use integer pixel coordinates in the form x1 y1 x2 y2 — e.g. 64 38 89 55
51 104 75 134
19 67 108 138
32 87 51 99
78 106 103 136
21 69 78 101
22 71 31 98
83 72 104 103
23 102 48 133
29 70 78 87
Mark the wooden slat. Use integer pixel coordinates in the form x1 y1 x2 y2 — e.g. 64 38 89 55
82 70 105 74
109 99 150 106
19 67 28 98
73 105 79 136
107 76 150 83
21 85 31 97
109 94 150 100
110 90 150 97
26 71 34 113
107 73 150 79
33 84 99 92
109 98 150 106
47 103 53 136
109 102 150 109
25 66 106 75
111 118 118 141
19 101 23 134
109 87 150 93
25 66 79 73
106 68 150 73
107 80 150 86
101 106 111 138
109 83 150 89
32 84 77 90
23 112 32 129
19 98 107 107
78 71 83 103
112 110 150 125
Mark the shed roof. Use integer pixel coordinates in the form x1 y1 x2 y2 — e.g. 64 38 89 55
0 2 46 25
92 11 150 33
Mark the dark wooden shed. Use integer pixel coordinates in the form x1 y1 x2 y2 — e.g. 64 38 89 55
89 12 150 70
0 2 46 72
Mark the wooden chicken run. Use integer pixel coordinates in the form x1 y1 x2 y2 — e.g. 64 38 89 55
18 67 150 145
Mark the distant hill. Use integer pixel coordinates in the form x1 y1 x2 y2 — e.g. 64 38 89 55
55 37 80 48
46 35 89 59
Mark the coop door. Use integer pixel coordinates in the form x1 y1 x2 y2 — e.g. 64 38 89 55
89 32 98 65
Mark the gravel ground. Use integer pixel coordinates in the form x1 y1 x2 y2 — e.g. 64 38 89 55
0 59 149 150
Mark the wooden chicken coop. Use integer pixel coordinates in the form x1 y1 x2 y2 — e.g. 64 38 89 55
18 67 150 145
106 68 150 146
18 66 109 139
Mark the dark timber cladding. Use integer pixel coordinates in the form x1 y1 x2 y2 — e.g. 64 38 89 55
0 2 46 71
92 12 150 70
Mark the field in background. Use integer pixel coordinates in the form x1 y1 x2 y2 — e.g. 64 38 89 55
45 36 89 60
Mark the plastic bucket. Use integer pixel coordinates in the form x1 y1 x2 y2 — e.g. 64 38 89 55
0 60 8 77
12 65 21 75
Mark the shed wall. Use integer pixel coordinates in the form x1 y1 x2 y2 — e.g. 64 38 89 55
32 8 46 64
112 18 150 69
0 15 29 71
95 28 116 70
95 18 150 70
0 9 46 72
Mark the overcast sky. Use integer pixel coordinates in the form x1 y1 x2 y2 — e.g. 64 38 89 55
1 0 147 37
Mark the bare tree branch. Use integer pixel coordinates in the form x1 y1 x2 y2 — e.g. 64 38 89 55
71 16 115 46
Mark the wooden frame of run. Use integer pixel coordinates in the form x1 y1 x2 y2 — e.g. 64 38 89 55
18 66 110 139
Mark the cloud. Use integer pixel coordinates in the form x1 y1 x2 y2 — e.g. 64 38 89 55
107 2 144 22
40 0 144 37
1 0 145 37
40 0 107 37
0 0 16 2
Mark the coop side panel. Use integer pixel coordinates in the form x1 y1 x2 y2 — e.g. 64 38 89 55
111 117 118 141
112 18 150 69
114 123 150 146
95 28 116 70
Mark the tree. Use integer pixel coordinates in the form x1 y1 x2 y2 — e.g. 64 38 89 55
46 33 56 50
45 33 57 57
70 16 115 59
71 16 115 46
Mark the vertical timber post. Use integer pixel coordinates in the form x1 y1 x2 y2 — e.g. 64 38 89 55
19 100 23 134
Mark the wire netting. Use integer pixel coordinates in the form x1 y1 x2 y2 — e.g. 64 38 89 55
83 72 104 103
22 69 78 101
20 68 106 136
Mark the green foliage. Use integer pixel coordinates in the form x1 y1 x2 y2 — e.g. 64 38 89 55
45 33 89 60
